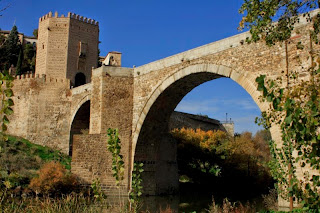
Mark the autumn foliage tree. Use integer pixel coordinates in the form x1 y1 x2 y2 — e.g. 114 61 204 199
171 128 273 194
29 162 77 196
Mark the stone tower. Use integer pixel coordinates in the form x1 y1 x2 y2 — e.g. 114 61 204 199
35 11 99 86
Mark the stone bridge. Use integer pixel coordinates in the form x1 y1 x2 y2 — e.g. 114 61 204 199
70 18 315 198
8 10 319 206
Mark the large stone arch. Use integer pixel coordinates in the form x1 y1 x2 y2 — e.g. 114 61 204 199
131 63 271 195
132 63 268 158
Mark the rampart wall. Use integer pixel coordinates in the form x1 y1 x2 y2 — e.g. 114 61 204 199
9 74 71 152
8 74 93 154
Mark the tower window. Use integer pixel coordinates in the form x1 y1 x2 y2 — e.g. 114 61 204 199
79 41 87 58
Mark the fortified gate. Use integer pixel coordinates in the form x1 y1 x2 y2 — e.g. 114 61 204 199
7 11 320 204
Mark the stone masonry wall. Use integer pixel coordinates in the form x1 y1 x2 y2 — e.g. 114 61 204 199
36 12 70 79
6 10 320 203
67 14 99 86
35 17 49 76
71 134 129 196
8 74 72 153
132 20 319 149
222 122 234 136
131 16 319 198
35 12 99 85
89 66 134 188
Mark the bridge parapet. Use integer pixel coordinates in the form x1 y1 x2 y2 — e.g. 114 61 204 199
92 65 133 78
134 32 249 77
71 83 92 95
134 9 319 77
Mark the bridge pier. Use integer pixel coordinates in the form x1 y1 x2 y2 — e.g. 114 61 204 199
72 66 135 196
135 132 179 195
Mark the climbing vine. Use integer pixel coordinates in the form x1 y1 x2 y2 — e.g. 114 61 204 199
0 68 14 209
107 128 125 207
256 69 320 209
240 0 320 210
107 128 125 186
129 162 144 212
107 128 144 211
0 70 14 142
90 178 106 201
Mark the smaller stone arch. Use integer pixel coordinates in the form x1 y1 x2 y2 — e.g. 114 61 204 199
70 94 91 126
69 95 91 156
74 72 86 87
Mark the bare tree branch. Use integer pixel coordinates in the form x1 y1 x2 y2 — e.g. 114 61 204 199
0 0 11 17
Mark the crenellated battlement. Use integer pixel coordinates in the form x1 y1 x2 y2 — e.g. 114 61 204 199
14 73 69 84
36 11 99 86
69 12 99 26
39 11 99 26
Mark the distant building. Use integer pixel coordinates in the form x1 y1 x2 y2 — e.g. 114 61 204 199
169 111 234 136
102 51 122 67
0 30 37 48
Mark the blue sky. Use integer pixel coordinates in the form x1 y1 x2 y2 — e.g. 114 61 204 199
0 0 263 134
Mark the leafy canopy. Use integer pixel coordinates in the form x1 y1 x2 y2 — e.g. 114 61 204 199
239 0 320 45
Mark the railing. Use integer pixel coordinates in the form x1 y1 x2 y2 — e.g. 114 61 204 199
221 121 234 124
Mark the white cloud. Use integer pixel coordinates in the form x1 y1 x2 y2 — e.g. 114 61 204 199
233 115 264 134
176 97 258 114
220 98 258 110
175 99 219 114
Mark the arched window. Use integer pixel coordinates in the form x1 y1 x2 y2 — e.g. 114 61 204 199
74 72 86 87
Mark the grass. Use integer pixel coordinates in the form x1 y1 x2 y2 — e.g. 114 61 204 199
0 135 71 189
6 135 71 169
0 194 121 213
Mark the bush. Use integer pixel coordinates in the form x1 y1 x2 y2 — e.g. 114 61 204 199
207 198 256 213
262 189 278 211
29 161 78 196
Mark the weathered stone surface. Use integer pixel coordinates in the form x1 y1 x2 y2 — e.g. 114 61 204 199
7 10 320 204
72 134 129 195
36 12 99 87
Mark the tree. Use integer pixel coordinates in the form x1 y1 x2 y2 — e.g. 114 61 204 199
239 0 320 45
0 30 6 70
22 43 36 73
16 47 22 75
0 26 36 74
239 0 320 210
1 26 20 70
32 29 38 38
0 69 14 142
